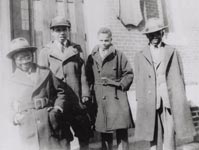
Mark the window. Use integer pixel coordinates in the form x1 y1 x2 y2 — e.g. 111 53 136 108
21 0 29 30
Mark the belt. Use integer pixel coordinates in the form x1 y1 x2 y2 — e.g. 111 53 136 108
18 97 49 112
95 80 107 85
95 78 120 86
94 79 119 99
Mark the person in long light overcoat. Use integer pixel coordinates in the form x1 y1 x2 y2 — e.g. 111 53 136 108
38 16 93 150
6 37 71 150
86 27 134 150
134 18 196 150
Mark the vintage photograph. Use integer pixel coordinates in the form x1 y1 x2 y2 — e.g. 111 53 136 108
0 0 199 150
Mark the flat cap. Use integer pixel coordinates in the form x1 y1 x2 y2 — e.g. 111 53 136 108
50 16 71 29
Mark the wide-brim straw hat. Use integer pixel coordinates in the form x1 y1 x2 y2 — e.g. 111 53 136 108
142 18 168 34
7 37 37 59
50 16 71 29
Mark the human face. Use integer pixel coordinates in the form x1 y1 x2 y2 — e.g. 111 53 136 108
52 26 70 44
146 30 164 47
14 50 33 72
98 33 112 50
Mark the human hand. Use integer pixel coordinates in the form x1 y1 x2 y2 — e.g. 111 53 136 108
82 96 90 103
101 77 120 87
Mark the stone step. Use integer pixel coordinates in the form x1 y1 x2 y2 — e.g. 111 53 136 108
88 142 199 150
177 143 199 150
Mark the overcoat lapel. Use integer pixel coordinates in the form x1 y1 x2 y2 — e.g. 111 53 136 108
102 46 116 66
142 45 174 71
49 42 79 62
63 46 79 61
142 46 153 65
157 45 175 73
32 65 50 97
92 45 116 68
92 46 102 67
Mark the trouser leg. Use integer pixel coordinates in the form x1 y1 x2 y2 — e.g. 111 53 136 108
150 107 163 150
65 140 71 150
70 113 91 150
162 108 175 150
116 129 129 150
150 106 176 150
101 133 113 150
79 138 89 150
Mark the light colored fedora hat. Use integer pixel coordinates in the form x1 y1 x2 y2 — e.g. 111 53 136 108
50 16 71 29
142 18 168 34
7 37 37 59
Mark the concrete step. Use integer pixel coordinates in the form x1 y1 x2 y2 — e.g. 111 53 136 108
88 141 199 150
177 143 199 150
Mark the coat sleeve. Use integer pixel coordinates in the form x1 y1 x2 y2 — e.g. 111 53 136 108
167 50 196 141
134 52 140 101
85 55 95 87
176 50 185 86
78 51 90 98
5 78 19 124
50 72 66 112
119 52 134 91
81 60 91 98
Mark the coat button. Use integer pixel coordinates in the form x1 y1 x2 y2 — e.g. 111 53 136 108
148 75 151 78
36 119 41 124
148 90 151 94
112 67 116 70
102 96 106 100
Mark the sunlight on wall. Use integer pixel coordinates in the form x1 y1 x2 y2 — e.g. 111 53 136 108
164 0 199 106
84 0 110 53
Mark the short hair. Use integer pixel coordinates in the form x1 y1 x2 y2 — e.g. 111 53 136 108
97 27 112 37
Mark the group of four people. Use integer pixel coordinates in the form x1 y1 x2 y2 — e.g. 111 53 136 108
6 16 195 150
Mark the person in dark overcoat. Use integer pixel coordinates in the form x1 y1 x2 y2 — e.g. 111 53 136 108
86 27 134 150
134 18 196 150
38 16 92 150
6 37 71 150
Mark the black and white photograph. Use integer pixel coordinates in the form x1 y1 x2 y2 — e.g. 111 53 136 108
0 0 199 150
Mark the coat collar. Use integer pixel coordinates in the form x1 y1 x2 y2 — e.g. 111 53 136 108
91 44 116 66
11 63 38 86
142 43 174 68
11 70 32 87
49 40 80 62
11 64 50 97
33 65 50 94
142 45 153 65
161 45 175 70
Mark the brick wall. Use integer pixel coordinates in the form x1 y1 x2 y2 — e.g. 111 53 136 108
145 0 159 18
191 106 199 141
106 0 160 90
191 107 199 132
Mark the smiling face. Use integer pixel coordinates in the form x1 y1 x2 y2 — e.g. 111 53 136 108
146 30 164 47
13 50 33 72
52 26 70 44
98 33 112 50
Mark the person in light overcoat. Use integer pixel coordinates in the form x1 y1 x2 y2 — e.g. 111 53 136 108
38 16 93 150
6 37 71 150
134 18 196 150
86 27 134 150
